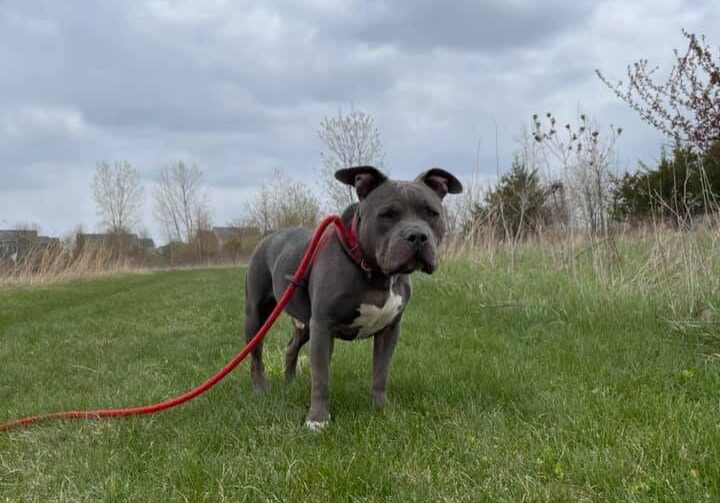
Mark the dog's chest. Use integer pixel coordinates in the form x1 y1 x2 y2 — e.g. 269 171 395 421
347 279 405 338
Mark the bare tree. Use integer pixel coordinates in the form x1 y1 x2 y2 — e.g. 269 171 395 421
242 184 273 235
530 112 622 275
243 169 320 233
533 112 621 235
154 161 211 243
92 161 144 233
596 30 719 153
318 106 385 212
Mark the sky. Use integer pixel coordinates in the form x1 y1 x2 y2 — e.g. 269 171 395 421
2 0 719 242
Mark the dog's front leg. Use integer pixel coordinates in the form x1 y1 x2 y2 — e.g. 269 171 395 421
371 320 401 408
305 320 334 431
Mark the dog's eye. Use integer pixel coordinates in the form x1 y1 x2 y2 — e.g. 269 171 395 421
379 208 399 220
425 207 440 219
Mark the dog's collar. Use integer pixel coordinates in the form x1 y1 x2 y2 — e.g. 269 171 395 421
287 212 375 289
334 212 374 279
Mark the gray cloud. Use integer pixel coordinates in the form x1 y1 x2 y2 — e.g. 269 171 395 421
319 0 595 52
1 0 719 239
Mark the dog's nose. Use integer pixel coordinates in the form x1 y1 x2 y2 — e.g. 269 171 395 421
406 231 428 247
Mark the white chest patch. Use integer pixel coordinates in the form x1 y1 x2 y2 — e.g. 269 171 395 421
349 280 404 338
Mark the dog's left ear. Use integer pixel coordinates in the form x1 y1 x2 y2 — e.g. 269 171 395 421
416 168 463 200
335 165 388 200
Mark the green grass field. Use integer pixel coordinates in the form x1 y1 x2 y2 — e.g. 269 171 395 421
1 261 719 501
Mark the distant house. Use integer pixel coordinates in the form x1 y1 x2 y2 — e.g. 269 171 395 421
0 230 36 260
0 230 60 262
36 236 61 247
139 238 156 254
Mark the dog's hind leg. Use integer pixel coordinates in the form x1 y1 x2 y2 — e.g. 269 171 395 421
244 296 276 393
285 320 310 383
244 260 276 394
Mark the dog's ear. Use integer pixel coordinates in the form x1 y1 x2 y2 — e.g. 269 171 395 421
416 168 463 200
335 166 388 200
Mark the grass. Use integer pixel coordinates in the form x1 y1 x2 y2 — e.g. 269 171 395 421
1 261 719 501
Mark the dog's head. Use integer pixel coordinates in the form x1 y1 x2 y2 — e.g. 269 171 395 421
335 166 462 276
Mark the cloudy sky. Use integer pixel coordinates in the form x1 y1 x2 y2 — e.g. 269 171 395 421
2 0 719 241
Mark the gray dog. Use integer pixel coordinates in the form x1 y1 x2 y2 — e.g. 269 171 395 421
244 166 462 430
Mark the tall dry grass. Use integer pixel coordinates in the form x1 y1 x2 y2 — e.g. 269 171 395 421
443 218 720 317
0 244 144 288
0 241 257 289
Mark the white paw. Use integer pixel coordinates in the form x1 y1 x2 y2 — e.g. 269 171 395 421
305 420 329 432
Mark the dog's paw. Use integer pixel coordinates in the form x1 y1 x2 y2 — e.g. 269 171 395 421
372 391 387 408
251 378 268 394
304 417 330 432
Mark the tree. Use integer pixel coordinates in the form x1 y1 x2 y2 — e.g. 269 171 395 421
611 141 720 224
596 30 720 153
92 161 144 233
472 158 555 241
154 161 211 243
318 107 385 212
243 169 320 233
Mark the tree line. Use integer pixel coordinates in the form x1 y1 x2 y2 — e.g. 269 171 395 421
87 106 385 264
467 29 719 244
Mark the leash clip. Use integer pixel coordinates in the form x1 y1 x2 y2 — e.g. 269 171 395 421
359 259 373 277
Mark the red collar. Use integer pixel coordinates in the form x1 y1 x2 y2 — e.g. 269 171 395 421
302 211 374 283
334 212 374 278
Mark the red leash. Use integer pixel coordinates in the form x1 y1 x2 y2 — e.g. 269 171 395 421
0 215 345 432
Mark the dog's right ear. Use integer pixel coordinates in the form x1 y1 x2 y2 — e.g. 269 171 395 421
335 166 388 200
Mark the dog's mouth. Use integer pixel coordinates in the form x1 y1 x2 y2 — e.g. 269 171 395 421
380 244 437 276
384 259 418 276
